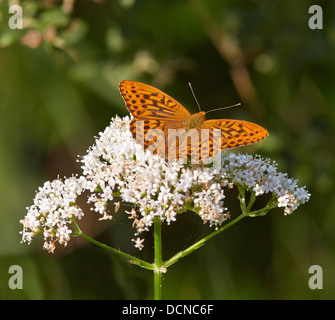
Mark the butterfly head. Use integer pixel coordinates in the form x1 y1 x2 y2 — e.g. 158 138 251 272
185 111 206 130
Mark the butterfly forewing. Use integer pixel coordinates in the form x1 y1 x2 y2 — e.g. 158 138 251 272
119 80 191 120
119 80 192 155
200 119 268 156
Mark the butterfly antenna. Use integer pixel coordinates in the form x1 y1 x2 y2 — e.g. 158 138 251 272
205 103 242 114
188 82 202 112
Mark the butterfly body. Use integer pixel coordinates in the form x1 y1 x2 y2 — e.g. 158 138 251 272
184 112 205 130
119 80 268 161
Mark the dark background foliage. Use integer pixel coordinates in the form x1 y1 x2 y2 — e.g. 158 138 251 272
0 0 334 299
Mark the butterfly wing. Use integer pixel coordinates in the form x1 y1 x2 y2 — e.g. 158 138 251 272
119 80 191 157
199 119 269 159
119 80 191 121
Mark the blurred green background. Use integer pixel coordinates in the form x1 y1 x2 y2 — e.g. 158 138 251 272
0 0 334 299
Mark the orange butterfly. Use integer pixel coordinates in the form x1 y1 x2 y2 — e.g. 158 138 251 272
119 80 268 162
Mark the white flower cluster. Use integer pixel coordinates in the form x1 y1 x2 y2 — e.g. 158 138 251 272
20 176 87 253
221 153 310 215
80 116 228 249
20 116 310 252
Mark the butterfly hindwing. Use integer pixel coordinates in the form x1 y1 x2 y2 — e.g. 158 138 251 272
130 116 186 158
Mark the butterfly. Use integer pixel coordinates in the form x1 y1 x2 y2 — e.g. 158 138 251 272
119 80 268 162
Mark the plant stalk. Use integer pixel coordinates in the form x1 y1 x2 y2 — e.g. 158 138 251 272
153 216 163 300
163 212 247 269
71 220 154 270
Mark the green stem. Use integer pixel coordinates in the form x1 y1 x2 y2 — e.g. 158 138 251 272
246 191 256 212
163 212 247 269
162 188 278 269
153 216 163 300
237 186 247 212
71 220 154 271
248 201 278 217
70 186 278 300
